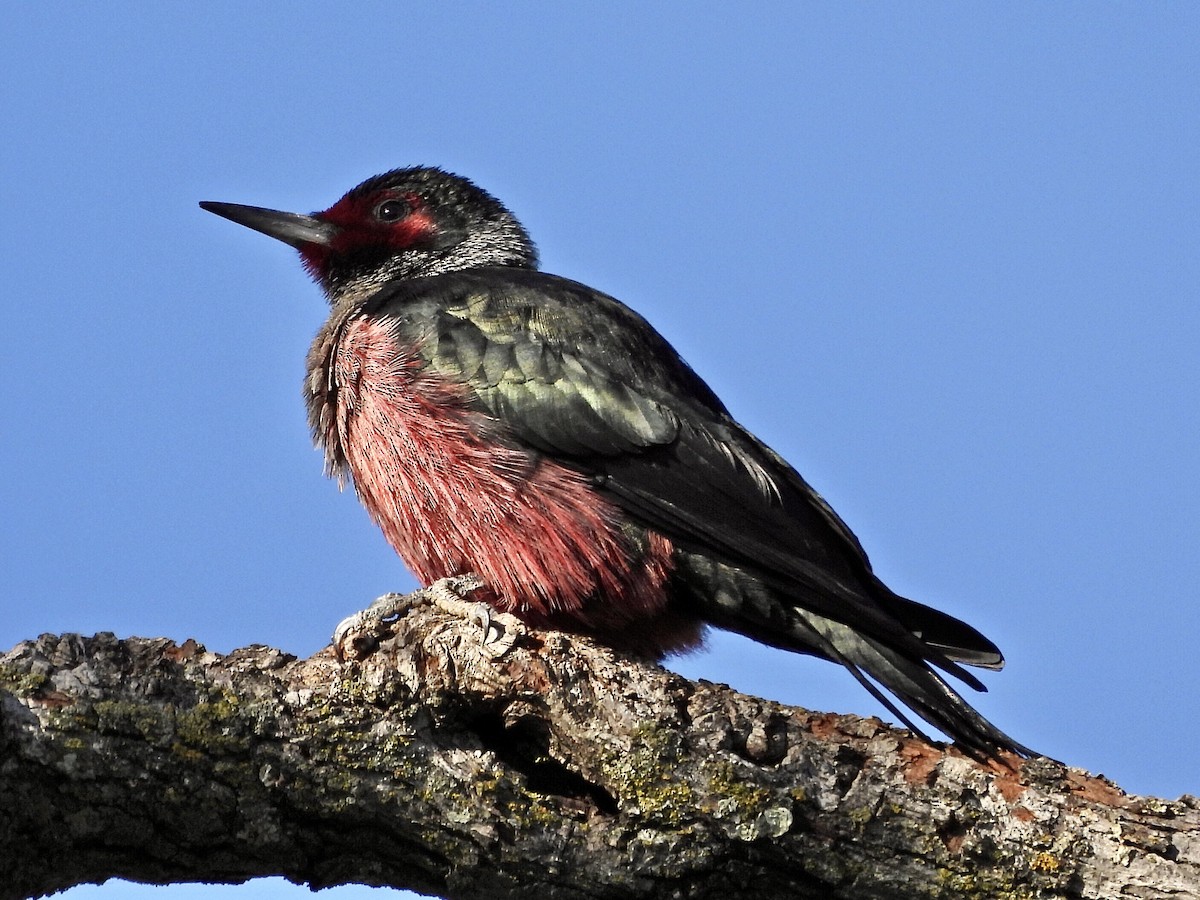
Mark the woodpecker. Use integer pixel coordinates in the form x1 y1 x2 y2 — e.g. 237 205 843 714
201 166 1031 758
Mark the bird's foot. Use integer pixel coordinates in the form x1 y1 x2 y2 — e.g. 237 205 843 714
424 574 526 659
332 590 417 662
332 574 525 661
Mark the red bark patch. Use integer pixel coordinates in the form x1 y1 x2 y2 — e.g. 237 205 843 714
994 774 1028 802
1067 770 1127 807
806 712 846 741
162 638 202 662
899 740 943 785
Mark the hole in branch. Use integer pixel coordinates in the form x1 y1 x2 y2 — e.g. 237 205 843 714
469 710 618 816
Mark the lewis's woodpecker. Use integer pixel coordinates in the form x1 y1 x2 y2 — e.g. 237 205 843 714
201 166 1030 758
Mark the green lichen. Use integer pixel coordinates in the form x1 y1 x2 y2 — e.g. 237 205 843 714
936 868 1014 899
704 758 771 816
847 805 875 828
174 698 248 752
331 676 371 703
933 855 1059 900
0 665 49 697
601 722 695 826
1029 851 1060 873
472 772 501 797
507 795 559 829
92 699 174 744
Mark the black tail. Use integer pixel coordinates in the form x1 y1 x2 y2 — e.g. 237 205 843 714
795 612 1034 759
877 584 1005 670
676 556 1034 759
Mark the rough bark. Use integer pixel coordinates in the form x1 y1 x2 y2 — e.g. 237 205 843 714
1 597 1196 900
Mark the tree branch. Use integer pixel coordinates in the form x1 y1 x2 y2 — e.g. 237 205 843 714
1 599 1196 899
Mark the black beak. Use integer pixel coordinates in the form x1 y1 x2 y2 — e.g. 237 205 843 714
199 201 337 249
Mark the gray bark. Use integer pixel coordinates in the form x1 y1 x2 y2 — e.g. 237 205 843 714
1 594 1196 899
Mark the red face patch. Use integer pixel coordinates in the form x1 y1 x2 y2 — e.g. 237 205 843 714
299 190 438 283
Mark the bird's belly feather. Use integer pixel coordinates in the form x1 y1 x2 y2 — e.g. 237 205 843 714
312 315 675 630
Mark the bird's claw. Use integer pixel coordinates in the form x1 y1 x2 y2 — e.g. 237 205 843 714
425 574 526 658
332 591 416 662
332 574 525 662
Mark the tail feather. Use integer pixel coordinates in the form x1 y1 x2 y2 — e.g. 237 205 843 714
794 612 1033 759
673 558 1033 757
672 550 1034 758
877 585 1006 670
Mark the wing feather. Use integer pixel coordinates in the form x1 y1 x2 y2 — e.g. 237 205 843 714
371 268 1002 675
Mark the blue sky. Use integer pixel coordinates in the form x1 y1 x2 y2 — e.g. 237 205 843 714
3 5 1198 899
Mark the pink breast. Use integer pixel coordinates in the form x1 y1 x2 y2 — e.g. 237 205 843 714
323 316 675 628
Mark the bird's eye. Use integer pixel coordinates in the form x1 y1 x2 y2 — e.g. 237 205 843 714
375 199 410 222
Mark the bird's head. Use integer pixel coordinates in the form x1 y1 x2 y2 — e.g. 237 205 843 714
201 166 538 302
